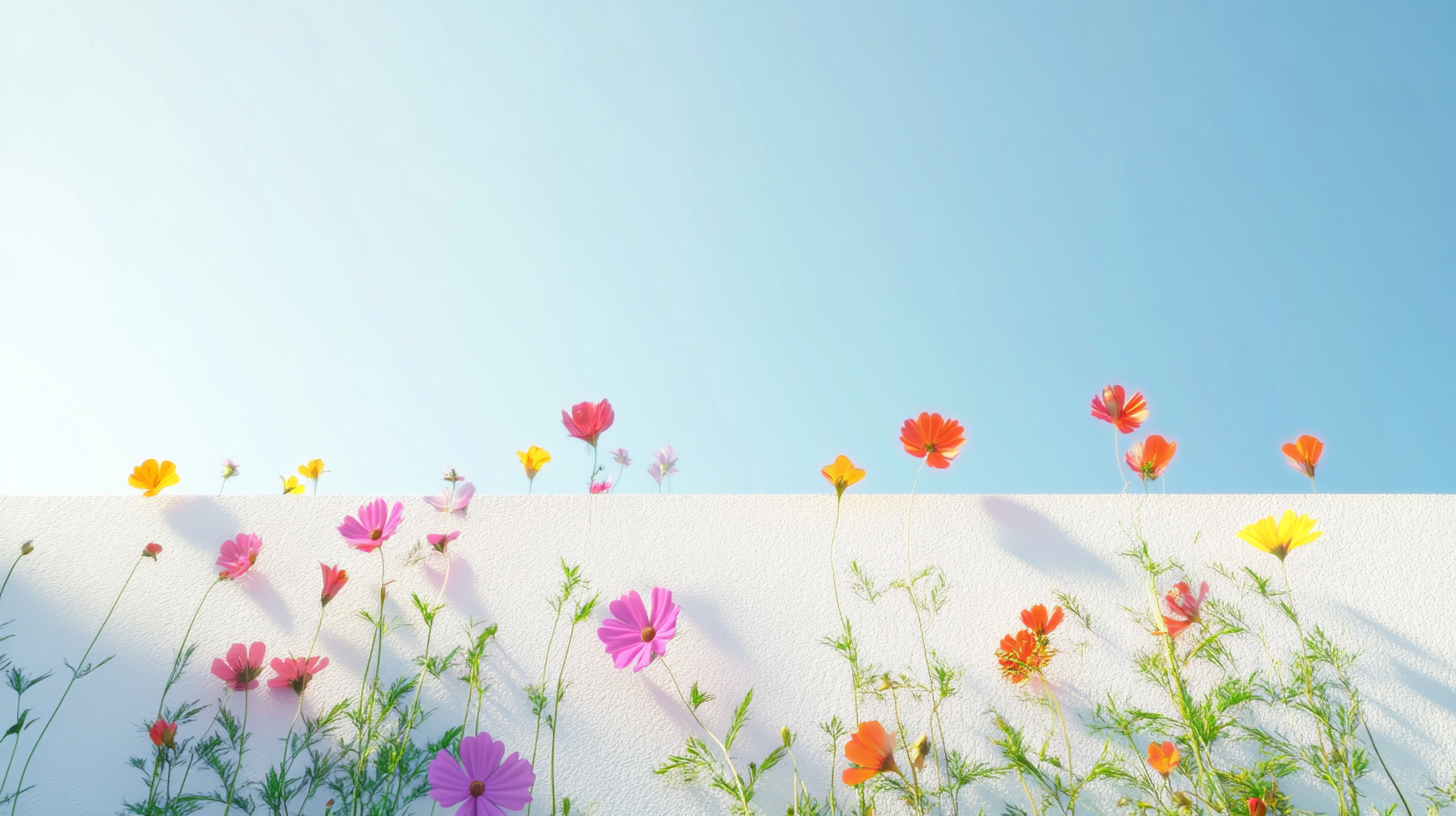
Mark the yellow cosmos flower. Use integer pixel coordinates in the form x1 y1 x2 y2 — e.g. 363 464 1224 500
298 459 327 481
128 459 180 497
281 475 306 495
517 446 551 481
821 455 866 499
1237 510 1323 562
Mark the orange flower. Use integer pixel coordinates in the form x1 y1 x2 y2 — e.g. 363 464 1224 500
1125 435 1176 482
995 629 1051 684
1248 797 1269 816
1090 385 1148 434
1147 741 1180 776
842 721 899 785
821 455 866 498
899 412 966 469
1282 434 1323 479
128 459 180 497
1020 604 1064 636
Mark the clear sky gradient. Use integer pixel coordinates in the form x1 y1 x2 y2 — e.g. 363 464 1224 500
2 3 1452 496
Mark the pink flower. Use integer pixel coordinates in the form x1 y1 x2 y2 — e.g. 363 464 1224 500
149 718 177 749
428 531 460 553
267 655 329 695
1160 580 1209 639
338 499 404 554
425 482 475 514
590 480 612 494
143 542 163 560
320 563 348 606
648 445 679 486
428 731 535 814
210 642 267 691
562 399 614 447
611 448 631 467
217 533 262 580
597 588 680 672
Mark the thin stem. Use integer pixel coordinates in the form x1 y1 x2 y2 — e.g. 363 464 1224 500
1282 562 1347 813
159 578 224 720
660 657 749 810
0 551 24 606
1018 770 1042 816
280 607 328 766
826 497 858 725
400 556 452 749
1310 474 1318 495
11 553 145 815
1044 683 1074 784
222 689 249 816
1360 704 1411 816
548 614 583 816
900 461 948 804
1114 427 1127 493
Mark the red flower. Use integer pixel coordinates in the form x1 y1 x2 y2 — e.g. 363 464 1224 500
1090 385 1148 434
148 718 177 750
1282 434 1323 479
562 399 615 447
996 629 1050 684
899 412 967 469
842 721 899 785
320 563 348 606
1020 604 1064 636
1248 798 1269 816
1125 435 1176 482
210 642 267 692
142 543 163 560
1159 580 1208 639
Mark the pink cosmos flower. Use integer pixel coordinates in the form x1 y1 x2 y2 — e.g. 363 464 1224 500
428 531 460 553
1160 580 1209 639
648 446 679 486
338 499 405 554
428 731 535 815
210 642 267 691
589 480 612 494
267 655 329 695
611 448 631 467
149 717 178 749
597 588 680 672
425 482 475 513
217 533 262 580
562 399 614 447
320 563 349 606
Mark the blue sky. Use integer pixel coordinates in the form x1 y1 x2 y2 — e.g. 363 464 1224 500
1 2 1452 496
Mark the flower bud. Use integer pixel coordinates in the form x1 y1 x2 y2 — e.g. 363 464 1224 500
143 542 163 560
20 541 33 556
875 675 892 691
380 579 396 603
779 726 793 747
1173 791 1194 810
909 734 930 772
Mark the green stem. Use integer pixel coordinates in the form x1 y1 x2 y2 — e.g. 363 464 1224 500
158 578 224 719
1044 683 1074 786
900 461 948 805
660 657 750 812
526 597 569 816
826 498 857 725
548 615 582 816
222 689 249 816
0 550 26 606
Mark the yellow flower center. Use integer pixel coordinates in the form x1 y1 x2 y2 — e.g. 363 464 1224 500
370 529 383 541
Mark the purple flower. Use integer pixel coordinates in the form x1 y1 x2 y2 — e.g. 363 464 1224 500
648 445 679 486
428 531 460 553
338 499 405 554
428 731 535 815
425 481 476 513
597 588 679 672
610 448 631 467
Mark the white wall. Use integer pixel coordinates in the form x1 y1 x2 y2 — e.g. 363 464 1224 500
0 494 1452 815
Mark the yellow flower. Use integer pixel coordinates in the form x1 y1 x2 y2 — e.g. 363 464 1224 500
281 475 306 495
1237 510 1323 562
517 446 551 480
128 459 180 497
820 455 866 499
298 459 327 483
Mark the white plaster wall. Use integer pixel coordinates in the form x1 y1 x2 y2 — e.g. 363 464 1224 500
0 494 1452 815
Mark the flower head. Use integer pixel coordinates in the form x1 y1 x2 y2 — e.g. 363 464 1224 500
425 482 475 513
1126 435 1176 482
143 542 163 560
1160 581 1209 639
648 446 680 486
221 459 240 479
428 531 460 554
281 475 306 495
298 459 327 484
442 468 466 483
995 629 1052 684
611 448 631 467
338 499 405 554
1147 741 1180 776
1091 385 1149 434
597 588 680 672
909 734 930 772
842 721 898 785
428 731 535 815
149 718 178 750
821 455 866 499
1282 434 1324 479
1237 510 1322 562
561 399 614 447
590 480 612 494
129 459 180 497
1248 798 1269 816
1020 604 1064 636
899 412 966 469
210 642 266 691
267 655 329 695
217 533 262 580
320 563 348 606
517 446 551 482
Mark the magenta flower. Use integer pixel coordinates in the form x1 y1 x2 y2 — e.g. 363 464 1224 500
597 588 680 672
562 399 615 447
611 448 631 467
267 655 329 695
210 642 267 691
217 533 262 580
428 531 460 553
648 445 679 486
428 731 535 815
425 481 475 513
338 499 405 554
590 480 612 495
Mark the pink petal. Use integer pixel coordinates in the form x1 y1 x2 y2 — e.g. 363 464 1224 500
428 750 471 806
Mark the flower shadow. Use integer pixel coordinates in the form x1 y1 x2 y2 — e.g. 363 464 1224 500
160 496 242 552
980 497 1120 582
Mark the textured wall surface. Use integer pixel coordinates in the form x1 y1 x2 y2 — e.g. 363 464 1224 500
0 494 1451 815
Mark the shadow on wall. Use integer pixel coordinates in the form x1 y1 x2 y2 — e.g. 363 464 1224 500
981 497 1119 582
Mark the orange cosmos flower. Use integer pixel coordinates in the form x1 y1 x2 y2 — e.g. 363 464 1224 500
128 459 180 497
1282 434 1323 479
821 455 866 498
899 412 966 469
1090 385 1148 434
842 721 899 785
1147 741 1180 776
1125 435 1176 482
1020 604 1064 636
995 629 1051 684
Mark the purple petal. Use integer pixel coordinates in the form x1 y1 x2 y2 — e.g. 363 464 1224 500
462 731 506 780
338 517 370 542
424 493 448 511
648 588 679 633
428 749 471 806
484 752 535 809
381 501 405 538
453 482 476 510
608 591 650 630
